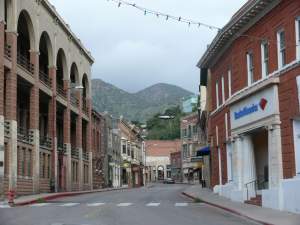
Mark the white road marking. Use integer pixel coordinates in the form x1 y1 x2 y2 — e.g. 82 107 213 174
175 203 188 207
0 205 11 208
60 203 80 207
117 203 132 207
146 202 160 207
31 203 52 207
87 203 106 207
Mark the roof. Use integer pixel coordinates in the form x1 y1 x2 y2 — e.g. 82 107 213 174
146 140 181 157
197 0 280 68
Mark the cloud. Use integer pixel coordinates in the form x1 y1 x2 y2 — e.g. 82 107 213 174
49 0 247 93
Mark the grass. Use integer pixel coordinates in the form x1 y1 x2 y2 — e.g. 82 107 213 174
35 198 46 203
193 198 204 203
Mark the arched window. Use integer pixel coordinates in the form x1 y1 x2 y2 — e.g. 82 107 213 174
56 49 67 93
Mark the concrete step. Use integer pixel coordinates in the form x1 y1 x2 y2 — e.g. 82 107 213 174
244 195 262 207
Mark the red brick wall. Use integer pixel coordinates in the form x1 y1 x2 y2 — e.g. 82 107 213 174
208 0 300 186
0 22 4 116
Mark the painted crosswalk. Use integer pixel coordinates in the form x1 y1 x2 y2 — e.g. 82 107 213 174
117 203 133 207
175 203 189 207
87 203 106 207
0 202 194 209
146 202 160 207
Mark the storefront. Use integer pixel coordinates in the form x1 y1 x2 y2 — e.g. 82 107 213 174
218 85 283 209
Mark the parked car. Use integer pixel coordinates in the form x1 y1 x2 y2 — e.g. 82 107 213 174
163 178 175 184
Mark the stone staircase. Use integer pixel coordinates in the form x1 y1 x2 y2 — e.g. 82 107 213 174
245 195 262 206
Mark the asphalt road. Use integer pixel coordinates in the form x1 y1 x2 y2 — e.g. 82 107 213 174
0 184 260 225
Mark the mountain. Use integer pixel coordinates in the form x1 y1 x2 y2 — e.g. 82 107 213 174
92 79 194 122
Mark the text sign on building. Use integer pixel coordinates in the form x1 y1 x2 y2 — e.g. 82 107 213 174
230 86 278 130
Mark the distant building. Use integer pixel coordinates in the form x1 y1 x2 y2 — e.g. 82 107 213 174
181 113 209 186
181 96 198 113
145 140 181 182
170 151 182 182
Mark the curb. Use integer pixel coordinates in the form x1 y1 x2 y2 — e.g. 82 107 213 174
182 192 274 225
14 188 127 207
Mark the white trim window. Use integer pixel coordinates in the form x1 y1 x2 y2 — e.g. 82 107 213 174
221 76 225 104
296 17 300 61
277 29 286 68
261 41 269 78
216 81 220 108
247 52 254 86
228 69 232 97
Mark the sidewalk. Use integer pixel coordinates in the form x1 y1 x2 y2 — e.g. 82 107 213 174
182 185 300 225
1 187 127 207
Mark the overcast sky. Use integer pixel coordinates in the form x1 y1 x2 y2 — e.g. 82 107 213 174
49 0 247 93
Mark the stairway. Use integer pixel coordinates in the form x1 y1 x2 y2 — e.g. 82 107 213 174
245 195 262 206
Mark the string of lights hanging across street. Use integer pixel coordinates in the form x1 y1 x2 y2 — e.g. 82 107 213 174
107 0 221 31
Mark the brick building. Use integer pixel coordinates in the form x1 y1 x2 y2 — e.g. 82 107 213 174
198 0 300 213
145 140 181 182
0 0 96 197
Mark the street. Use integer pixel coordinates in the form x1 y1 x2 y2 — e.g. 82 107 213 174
0 184 260 225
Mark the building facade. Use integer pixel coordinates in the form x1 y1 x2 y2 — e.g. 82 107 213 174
0 0 95 197
145 140 181 182
198 0 300 213
181 113 207 184
170 151 181 182
119 119 144 188
91 110 105 190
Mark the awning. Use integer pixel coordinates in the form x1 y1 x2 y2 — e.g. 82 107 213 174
197 146 210 156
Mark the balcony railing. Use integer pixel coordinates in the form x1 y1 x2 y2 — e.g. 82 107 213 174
17 127 34 144
57 83 67 99
71 148 79 159
82 151 89 161
4 121 10 138
57 142 67 155
4 44 11 59
70 93 79 108
17 53 34 75
39 70 52 88
40 136 52 150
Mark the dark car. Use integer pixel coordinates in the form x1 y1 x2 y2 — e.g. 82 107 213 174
163 178 175 184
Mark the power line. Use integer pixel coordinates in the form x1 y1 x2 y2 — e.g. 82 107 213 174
106 0 221 31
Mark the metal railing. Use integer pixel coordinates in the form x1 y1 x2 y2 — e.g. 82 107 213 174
245 179 257 200
70 93 79 107
4 44 11 59
71 148 79 159
17 53 34 75
39 70 52 88
57 83 67 99
4 121 10 138
17 127 34 144
57 142 67 155
40 136 52 150
82 152 89 161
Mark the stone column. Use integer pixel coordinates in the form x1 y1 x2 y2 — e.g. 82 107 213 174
49 67 57 192
63 80 71 191
0 21 5 197
29 51 40 194
5 32 17 193
233 136 243 190
76 91 83 190
243 135 256 199
268 124 283 188
89 152 93 190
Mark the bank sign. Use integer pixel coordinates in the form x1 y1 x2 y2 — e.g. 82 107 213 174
230 86 278 130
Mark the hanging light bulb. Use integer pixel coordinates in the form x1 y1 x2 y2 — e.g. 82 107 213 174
118 2 121 7
198 23 201 28
188 22 191 27
166 15 169 21
156 13 159 18
144 10 147 15
178 17 181 21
